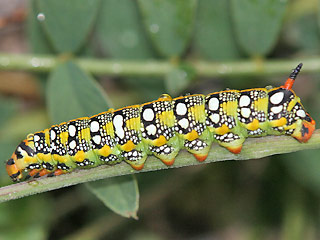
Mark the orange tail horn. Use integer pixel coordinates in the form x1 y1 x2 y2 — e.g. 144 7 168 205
282 63 303 90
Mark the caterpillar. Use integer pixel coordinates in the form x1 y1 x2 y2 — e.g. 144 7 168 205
6 64 316 182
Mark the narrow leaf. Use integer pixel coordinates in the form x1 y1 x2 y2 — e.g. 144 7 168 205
95 0 165 100
231 0 287 56
36 0 100 53
46 61 111 124
193 0 240 60
96 0 154 59
138 0 197 57
27 0 54 54
87 175 139 219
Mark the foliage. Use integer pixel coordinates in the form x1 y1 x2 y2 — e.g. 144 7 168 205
0 0 319 239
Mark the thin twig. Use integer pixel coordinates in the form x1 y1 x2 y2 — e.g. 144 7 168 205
1 53 320 77
0 129 319 203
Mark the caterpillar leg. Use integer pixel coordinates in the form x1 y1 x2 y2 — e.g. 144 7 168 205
150 144 179 166
214 133 245 154
184 139 211 162
48 169 65 177
123 150 148 170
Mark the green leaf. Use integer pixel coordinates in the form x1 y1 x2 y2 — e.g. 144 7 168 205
285 14 320 55
96 0 154 59
36 0 100 53
95 0 165 101
231 0 287 57
46 61 111 124
193 0 240 60
86 175 139 219
27 0 54 54
137 0 197 57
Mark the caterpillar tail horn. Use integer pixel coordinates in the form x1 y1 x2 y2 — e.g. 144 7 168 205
282 63 303 90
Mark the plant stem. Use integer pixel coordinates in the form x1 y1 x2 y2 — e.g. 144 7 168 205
0 129 319 203
1 53 320 77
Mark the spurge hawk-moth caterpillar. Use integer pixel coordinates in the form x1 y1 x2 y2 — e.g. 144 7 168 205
6 63 316 182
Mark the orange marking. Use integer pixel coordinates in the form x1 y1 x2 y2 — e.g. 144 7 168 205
54 169 64 176
247 119 260 131
161 158 175 166
28 169 39 177
38 169 50 177
121 140 135 152
193 153 208 162
293 119 316 143
74 150 85 162
270 117 287 127
282 78 294 90
130 163 144 171
185 130 199 141
6 158 22 180
153 135 167 147
226 145 242 154
99 145 111 157
215 124 229 135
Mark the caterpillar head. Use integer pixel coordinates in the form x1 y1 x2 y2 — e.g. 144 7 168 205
6 138 35 182
279 63 315 142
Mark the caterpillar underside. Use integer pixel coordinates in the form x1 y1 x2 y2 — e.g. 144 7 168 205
6 64 316 182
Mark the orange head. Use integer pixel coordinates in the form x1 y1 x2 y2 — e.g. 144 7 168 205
6 145 24 182
6 139 35 182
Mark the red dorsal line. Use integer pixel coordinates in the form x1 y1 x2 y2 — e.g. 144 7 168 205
282 63 303 90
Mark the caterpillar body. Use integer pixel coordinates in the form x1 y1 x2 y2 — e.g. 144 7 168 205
6 64 316 182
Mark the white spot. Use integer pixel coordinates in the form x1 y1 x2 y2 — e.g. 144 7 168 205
208 97 219 111
270 92 284 105
164 147 171 153
296 109 306 118
176 103 187 116
239 95 251 107
50 130 56 140
68 125 76 137
93 135 101 145
143 108 154 121
34 135 40 142
90 121 99 132
178 118 189 129
271 105 283 114
146 124 157 135
241 108 251 118
113 115 125 139
209 113 220 124
69 140 76 149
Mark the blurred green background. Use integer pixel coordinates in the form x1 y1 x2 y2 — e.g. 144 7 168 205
0 0 319 239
